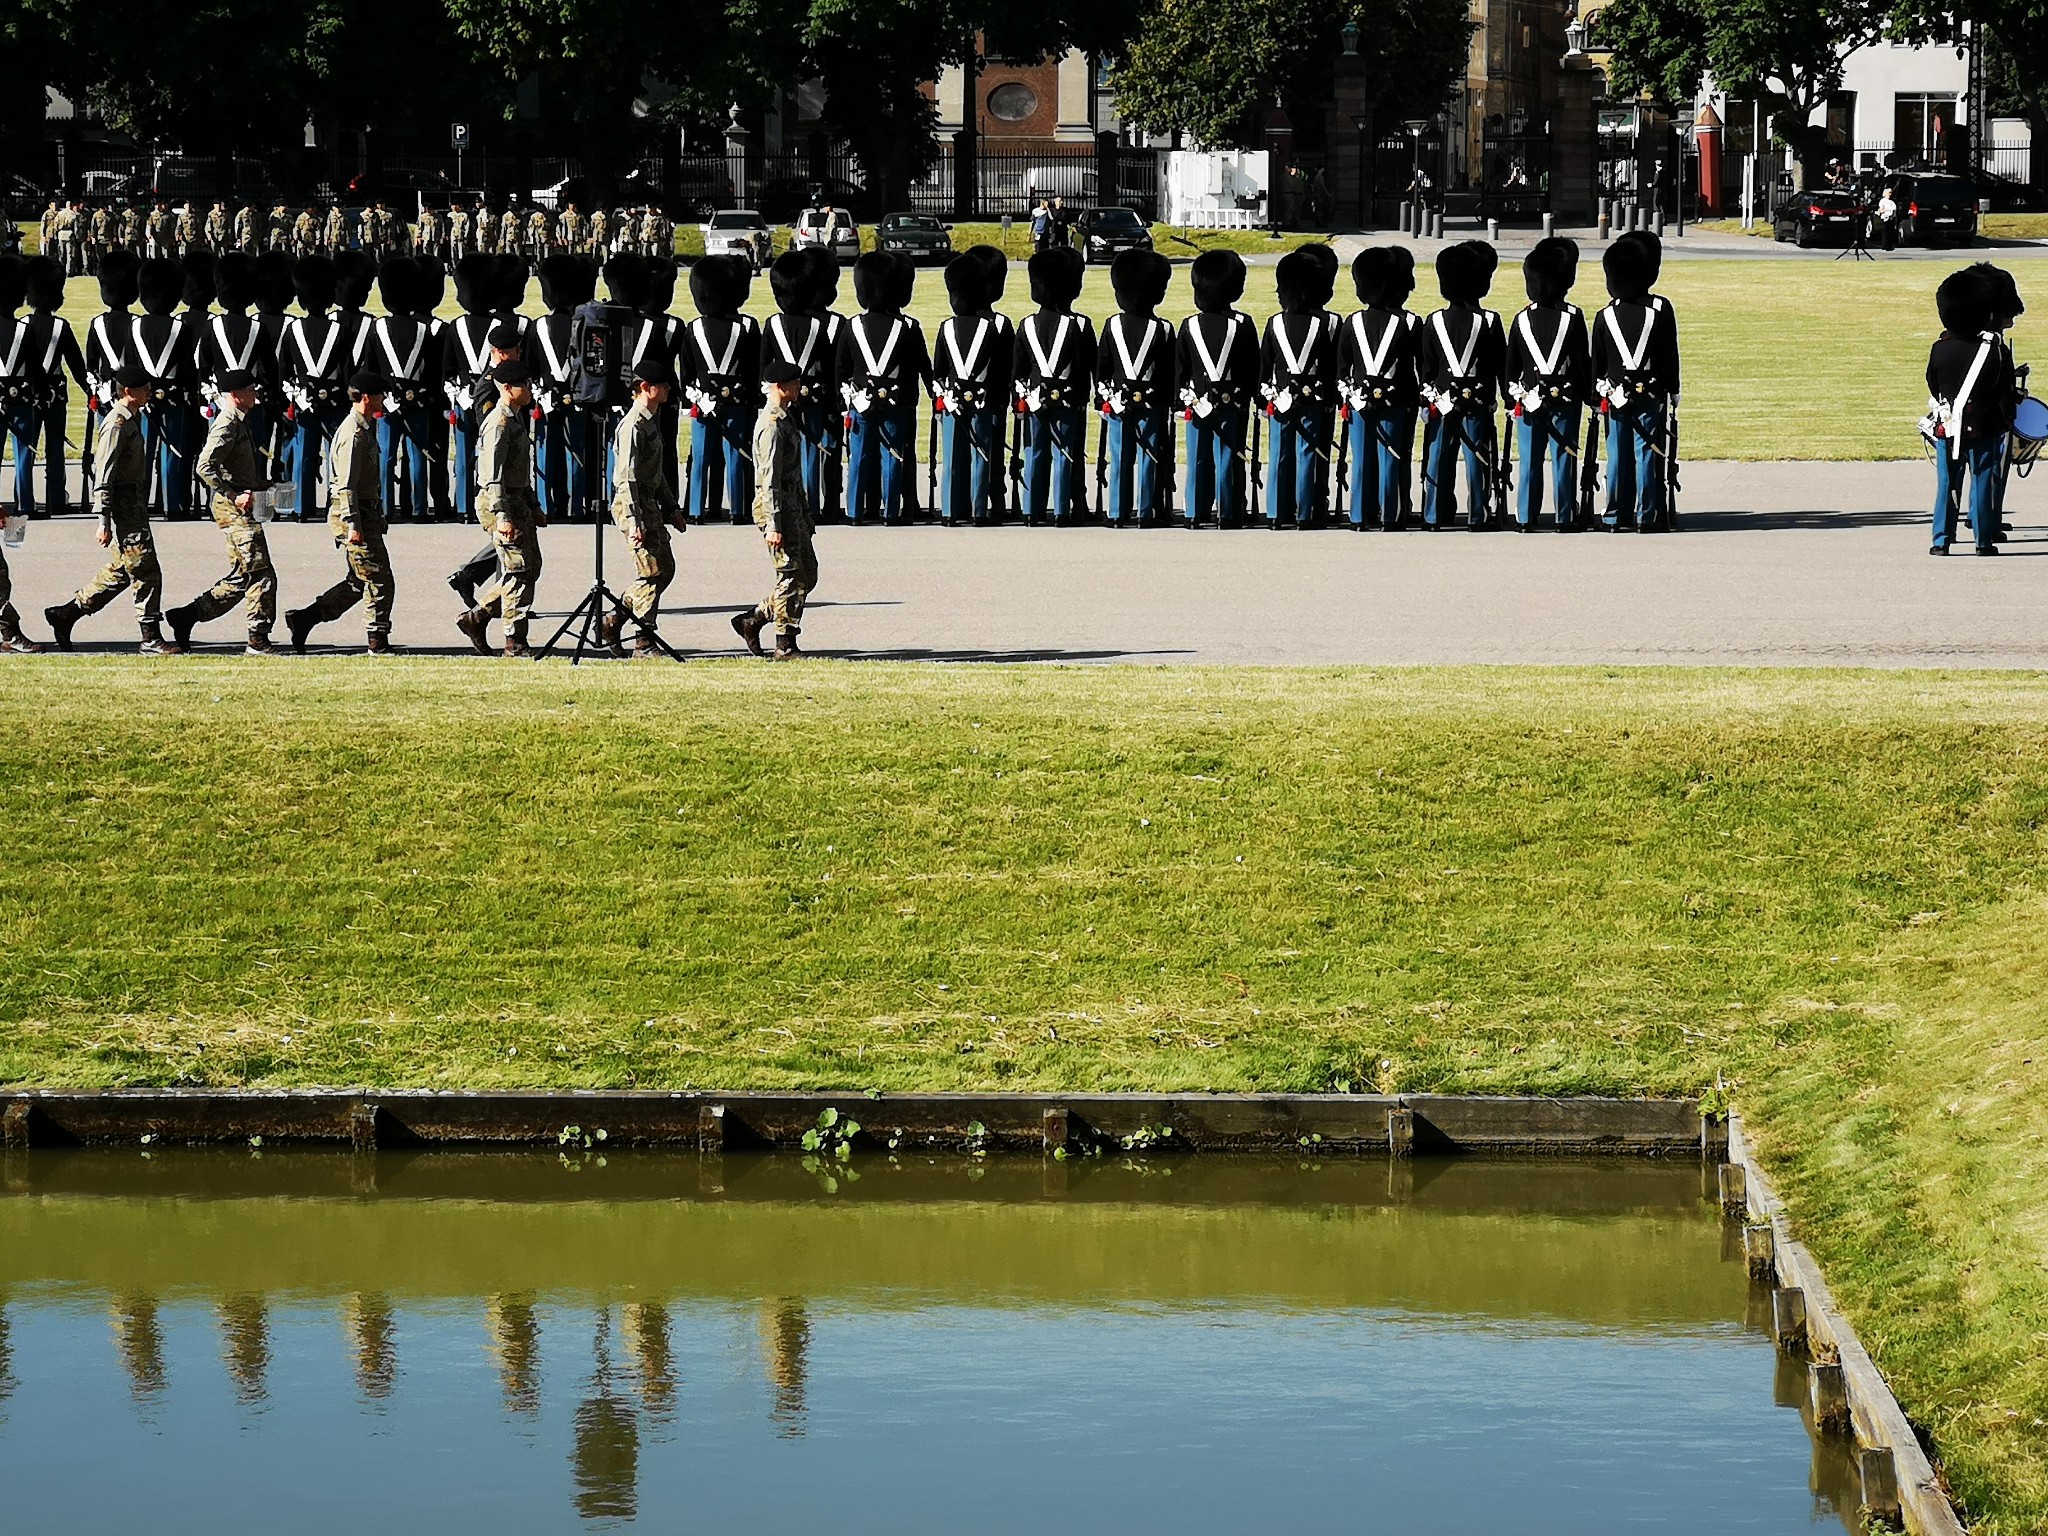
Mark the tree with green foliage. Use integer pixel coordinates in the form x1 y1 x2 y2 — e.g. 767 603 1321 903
1595 0 1889 187
1110 0 1472 151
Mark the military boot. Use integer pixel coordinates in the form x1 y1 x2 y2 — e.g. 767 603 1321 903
284 606 318 655
245 629 283 657
138 620 180 657
503 622 533 660
731 609 767 658
772 628 804 661
365 632 392 655
38 598 79 651
165 604 198 650
599 608 627 658
632 629 674 661
455 607 493 655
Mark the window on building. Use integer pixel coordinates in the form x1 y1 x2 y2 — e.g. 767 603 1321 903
987 83 1038 123
1894 94 1957 160
1824 91 1854 148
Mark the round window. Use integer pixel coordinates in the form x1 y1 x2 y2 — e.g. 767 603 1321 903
987 83 1039 123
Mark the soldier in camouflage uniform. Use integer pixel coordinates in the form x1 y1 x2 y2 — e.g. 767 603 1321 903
601 360 685 659
285 370 395 655
205 202 230 251
734 357 817 660
165 369 282 655
455 360 545 657
176 202 201 255
145 202 172 259
42 366 173 654
232 203 256 253
589 207 610 259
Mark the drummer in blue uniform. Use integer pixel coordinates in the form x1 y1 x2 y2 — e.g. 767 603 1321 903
1924 264 2018 556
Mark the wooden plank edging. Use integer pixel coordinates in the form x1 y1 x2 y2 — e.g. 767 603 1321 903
1728 1112 1965 1536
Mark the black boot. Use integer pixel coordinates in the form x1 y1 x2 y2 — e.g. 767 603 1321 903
503 622 533 660
8 602 54 652
455 607 493 655
731 609 767 658
244 629 283 657
599 609 627 658
166 604 198 650
285 607 318 655
772 628 804 661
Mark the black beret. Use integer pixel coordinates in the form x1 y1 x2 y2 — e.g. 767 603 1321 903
113 364 153 390
760 357 804 386
633 357 678 388
348 369 391 395
488 322 524 350
216 368 256 392
492 360 532 386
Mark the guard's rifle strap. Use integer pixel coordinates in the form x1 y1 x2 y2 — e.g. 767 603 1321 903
1334 406 1351 511
926 398 939 513
1493 406 1513 524
1249 406 1264 508
1665 400 1681 528
1580 402 1601 513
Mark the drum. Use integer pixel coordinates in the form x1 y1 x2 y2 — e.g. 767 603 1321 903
2011 394 2048 474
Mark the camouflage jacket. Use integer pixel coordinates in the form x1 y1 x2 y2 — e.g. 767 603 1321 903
750 397 810 539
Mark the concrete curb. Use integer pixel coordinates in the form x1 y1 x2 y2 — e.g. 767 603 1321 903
2 1089 1721 1156
1725 1112 1964 1536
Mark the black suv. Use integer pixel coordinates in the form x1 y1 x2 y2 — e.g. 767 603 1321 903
1075 206 1153 265
1893 173 1978 247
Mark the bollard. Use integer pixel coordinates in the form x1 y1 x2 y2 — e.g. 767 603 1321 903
1597 199 1611 239
1431 210 1444 240
1654 209 1666 237
1487 218 1499 242
1808 1362 1849 1434
1857 1447 1902 1526
1743 1221 1776 1280
1718 1161 1748 1215
1388 1107 1415 1158
1541 211 1554 238
1771 1287 1809 1353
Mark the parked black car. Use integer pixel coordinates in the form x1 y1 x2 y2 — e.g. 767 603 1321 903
873 211 953 263
1770 188 1866 247
1075 205 1154 265
1893 173 1979 246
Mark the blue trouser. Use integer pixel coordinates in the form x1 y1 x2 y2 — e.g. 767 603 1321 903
143 401 194 515
795 400 834 520
1020 405 1087 521
379 401 436 519
1103 409 1170 524
939 407 1004 523
1265 406 1330 525
1932 435 2003 551
1515 406 1582 529
1344 407 1414 528
1184 408 1249 525
689 402 756 522
846 404 915 523
292 403 347 517
40 396 71 513
1421 409 1494 527
451 406 483 518
536 406 593 523
3 400 37 515
1602 399 1668 530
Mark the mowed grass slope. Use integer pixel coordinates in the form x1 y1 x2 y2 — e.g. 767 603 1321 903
33 248 2046 460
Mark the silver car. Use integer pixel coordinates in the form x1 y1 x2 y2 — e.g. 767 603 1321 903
702 208 773 269
793 206 861 263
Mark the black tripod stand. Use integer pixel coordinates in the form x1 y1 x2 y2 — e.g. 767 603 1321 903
1836 214 1877 262
538 405 683 663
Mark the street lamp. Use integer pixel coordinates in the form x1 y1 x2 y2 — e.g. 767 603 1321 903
1340 18 1361 54
1403 119 1428 227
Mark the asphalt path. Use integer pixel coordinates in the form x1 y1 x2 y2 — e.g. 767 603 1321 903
6 459 2045 667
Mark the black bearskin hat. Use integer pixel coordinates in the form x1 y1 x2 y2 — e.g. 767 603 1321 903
137 256 183 317
24 255 64 313
377 256 418 316
1936 264 1997 335
852 250 900 312
537 255 596 314
1522 236 1579 306
414 255 446 314
335 250 376 311
687 254 748 318
769 250 812 314
1601 238 1652 305
1978 262 2024 329
453 253 493 315
944 252 988 316
494 254 530 314
180 249 216 311
215 252 257 313
796 244 840 311
1027 245 1084 308
1618 229 1662 286
1436 240 1494 306
603 254 651 310
254 249 296 313
293 254 337 314
643 255 678 316
1110 248 1171 315
1189 249 1245 314
97 249 141 310
967 243 1008 305
1274 247 1334 314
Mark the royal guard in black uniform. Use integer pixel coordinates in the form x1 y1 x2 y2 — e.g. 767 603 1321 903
1981 263 2026 540
836 251 928 525
1260 248 1338 528
132 256 200 517
1419 240 1506 529
796 244 848 522
532 254 598 523
1337 246 1420 530
1013 245 1092 525
1590 234 1681 532
681 254 759 524
84 250 141 488
444 254 511 516
764 250 838 522
333 250 377 368
1504 236 1591 531
1923 264 2017 555
0 257 38 518
251 250 298 493
369 258 442 520
1177 250 1259 528
931 249 1013 526
24 257 87 516
279 255 353 516
1096 249 1175 527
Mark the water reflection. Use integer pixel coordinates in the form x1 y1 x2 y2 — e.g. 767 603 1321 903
759 1298 811 1438
345 1292 397 1402
109 1293 166 1407
0 1153 1862 1533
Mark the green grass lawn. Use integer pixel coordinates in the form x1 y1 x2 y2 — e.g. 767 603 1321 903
21 219 2043 460
1 661 2046 1528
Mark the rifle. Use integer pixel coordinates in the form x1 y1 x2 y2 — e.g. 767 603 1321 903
1094 406 1109 521
1492 408 1513 526
1248 406 1265 519
926 398 940 519
1334 407 1351 518
1664 399 1682 529
1579 403 1601 522
1007 402 1025 520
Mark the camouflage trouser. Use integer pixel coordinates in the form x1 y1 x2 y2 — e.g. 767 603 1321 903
189 520 277 630
74 528 163 622
755 532 818 635
305 536 395 636
621 525 674 622
477 508 542 628
0 540 10 610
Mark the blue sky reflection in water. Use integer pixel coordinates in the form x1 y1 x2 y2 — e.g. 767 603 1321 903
0 1153 1856 1534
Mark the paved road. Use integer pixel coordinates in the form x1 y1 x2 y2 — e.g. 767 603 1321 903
6 460 2044 666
